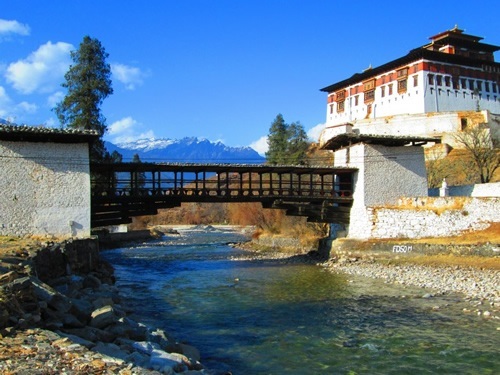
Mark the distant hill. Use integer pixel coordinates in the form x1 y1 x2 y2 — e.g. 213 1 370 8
105 137 265 164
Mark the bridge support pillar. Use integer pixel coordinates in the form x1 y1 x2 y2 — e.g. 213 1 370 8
334 143 428 239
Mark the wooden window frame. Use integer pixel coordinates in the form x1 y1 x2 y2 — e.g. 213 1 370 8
364 90 375 103
337 101 345 113
397 79 407 94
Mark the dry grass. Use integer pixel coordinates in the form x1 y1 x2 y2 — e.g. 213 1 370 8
406 222 500 245
382 196 470 215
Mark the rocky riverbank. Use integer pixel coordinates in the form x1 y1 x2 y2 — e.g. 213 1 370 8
322 256 500 318
0 238 222 375
233 238 500 320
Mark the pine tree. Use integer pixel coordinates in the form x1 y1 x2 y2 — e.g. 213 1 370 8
266 114 289 164
266 114 310 165
287 121 309 165
54 36 113 161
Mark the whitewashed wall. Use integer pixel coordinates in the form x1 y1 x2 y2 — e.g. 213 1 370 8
335 143 428 239
367 197 499 239
0 140 91 238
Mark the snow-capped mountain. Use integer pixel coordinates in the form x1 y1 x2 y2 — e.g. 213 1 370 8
105 137 265 164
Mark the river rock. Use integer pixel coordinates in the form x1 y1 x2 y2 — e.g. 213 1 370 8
91 342 128 364
149 349 189 373
63 325 117 343
90 305 117 329
106 318 148 341
83 274 102 289
55 330 95 348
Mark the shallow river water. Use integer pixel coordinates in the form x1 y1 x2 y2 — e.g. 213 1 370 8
101 227 499 375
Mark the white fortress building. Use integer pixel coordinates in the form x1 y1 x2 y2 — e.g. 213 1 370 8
319 26 500 146
318 27 499 239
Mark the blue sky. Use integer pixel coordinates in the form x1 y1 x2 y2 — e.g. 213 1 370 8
1 1 498 155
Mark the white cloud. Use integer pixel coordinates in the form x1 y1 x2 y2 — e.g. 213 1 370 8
108 116 155 143
249 135 268 156
47 91 65 108
0 86 37 120
0 86 12 117
5 41 73 94
16 101 37 114
0 19 30 39
307 122 325 142
111 63 147 90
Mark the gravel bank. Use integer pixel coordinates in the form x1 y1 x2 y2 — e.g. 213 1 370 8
321 258 500 318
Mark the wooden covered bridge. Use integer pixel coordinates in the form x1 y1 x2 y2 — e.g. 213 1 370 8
90 162 356 228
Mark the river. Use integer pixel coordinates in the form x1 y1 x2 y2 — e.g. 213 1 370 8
101 226 499 375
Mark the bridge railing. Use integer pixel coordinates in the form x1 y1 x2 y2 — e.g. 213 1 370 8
91 162 356 201
90 162 357 226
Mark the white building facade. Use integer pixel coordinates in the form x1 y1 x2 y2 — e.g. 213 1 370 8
322 27 500 130
0 125 98 238
318 27 500 239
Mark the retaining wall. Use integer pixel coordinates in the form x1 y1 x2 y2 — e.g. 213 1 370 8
361 197 499 239
0 141 91 238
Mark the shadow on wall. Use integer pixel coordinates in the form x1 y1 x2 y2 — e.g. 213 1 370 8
429 182 499 197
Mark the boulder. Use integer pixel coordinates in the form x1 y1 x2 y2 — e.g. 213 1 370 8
0 271 19 286
54 330 95 349
69 298 93 323
149 349 188 373
83 274 102 290
63 326 117 343
29 277 71 313
90 305 117 329
91 342 128 364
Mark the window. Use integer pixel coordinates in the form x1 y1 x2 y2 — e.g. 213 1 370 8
381 86 386 98
452 78 459 90
461 78 467 88
363 79 376 92
461 118 467 131
428 74 434 85
485 82 490 92
477 81 482 91
388 84 393 95
364 90 375 103
398 79 407 93
329 104 334 114
436 75 442 86
335 90 346 102
469 79 475 90
354 95 359 106
413 75 418 87
493 83 498 93
445 76 451 87
337 101 345 113
397 67 408 79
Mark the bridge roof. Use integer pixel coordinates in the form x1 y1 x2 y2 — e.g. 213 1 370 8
0 124 99 143
91 162 357 174
321 133 441 151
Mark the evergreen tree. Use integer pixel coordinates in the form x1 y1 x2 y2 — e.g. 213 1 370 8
266 114 310 165
110 150 123 163
287 121 309 165
54 36 113 161
266 114 289 164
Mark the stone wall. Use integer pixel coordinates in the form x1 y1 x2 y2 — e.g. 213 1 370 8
360 197 499 239
0 140 91 238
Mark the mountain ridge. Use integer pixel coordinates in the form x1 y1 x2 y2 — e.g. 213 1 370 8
105 137 265 164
